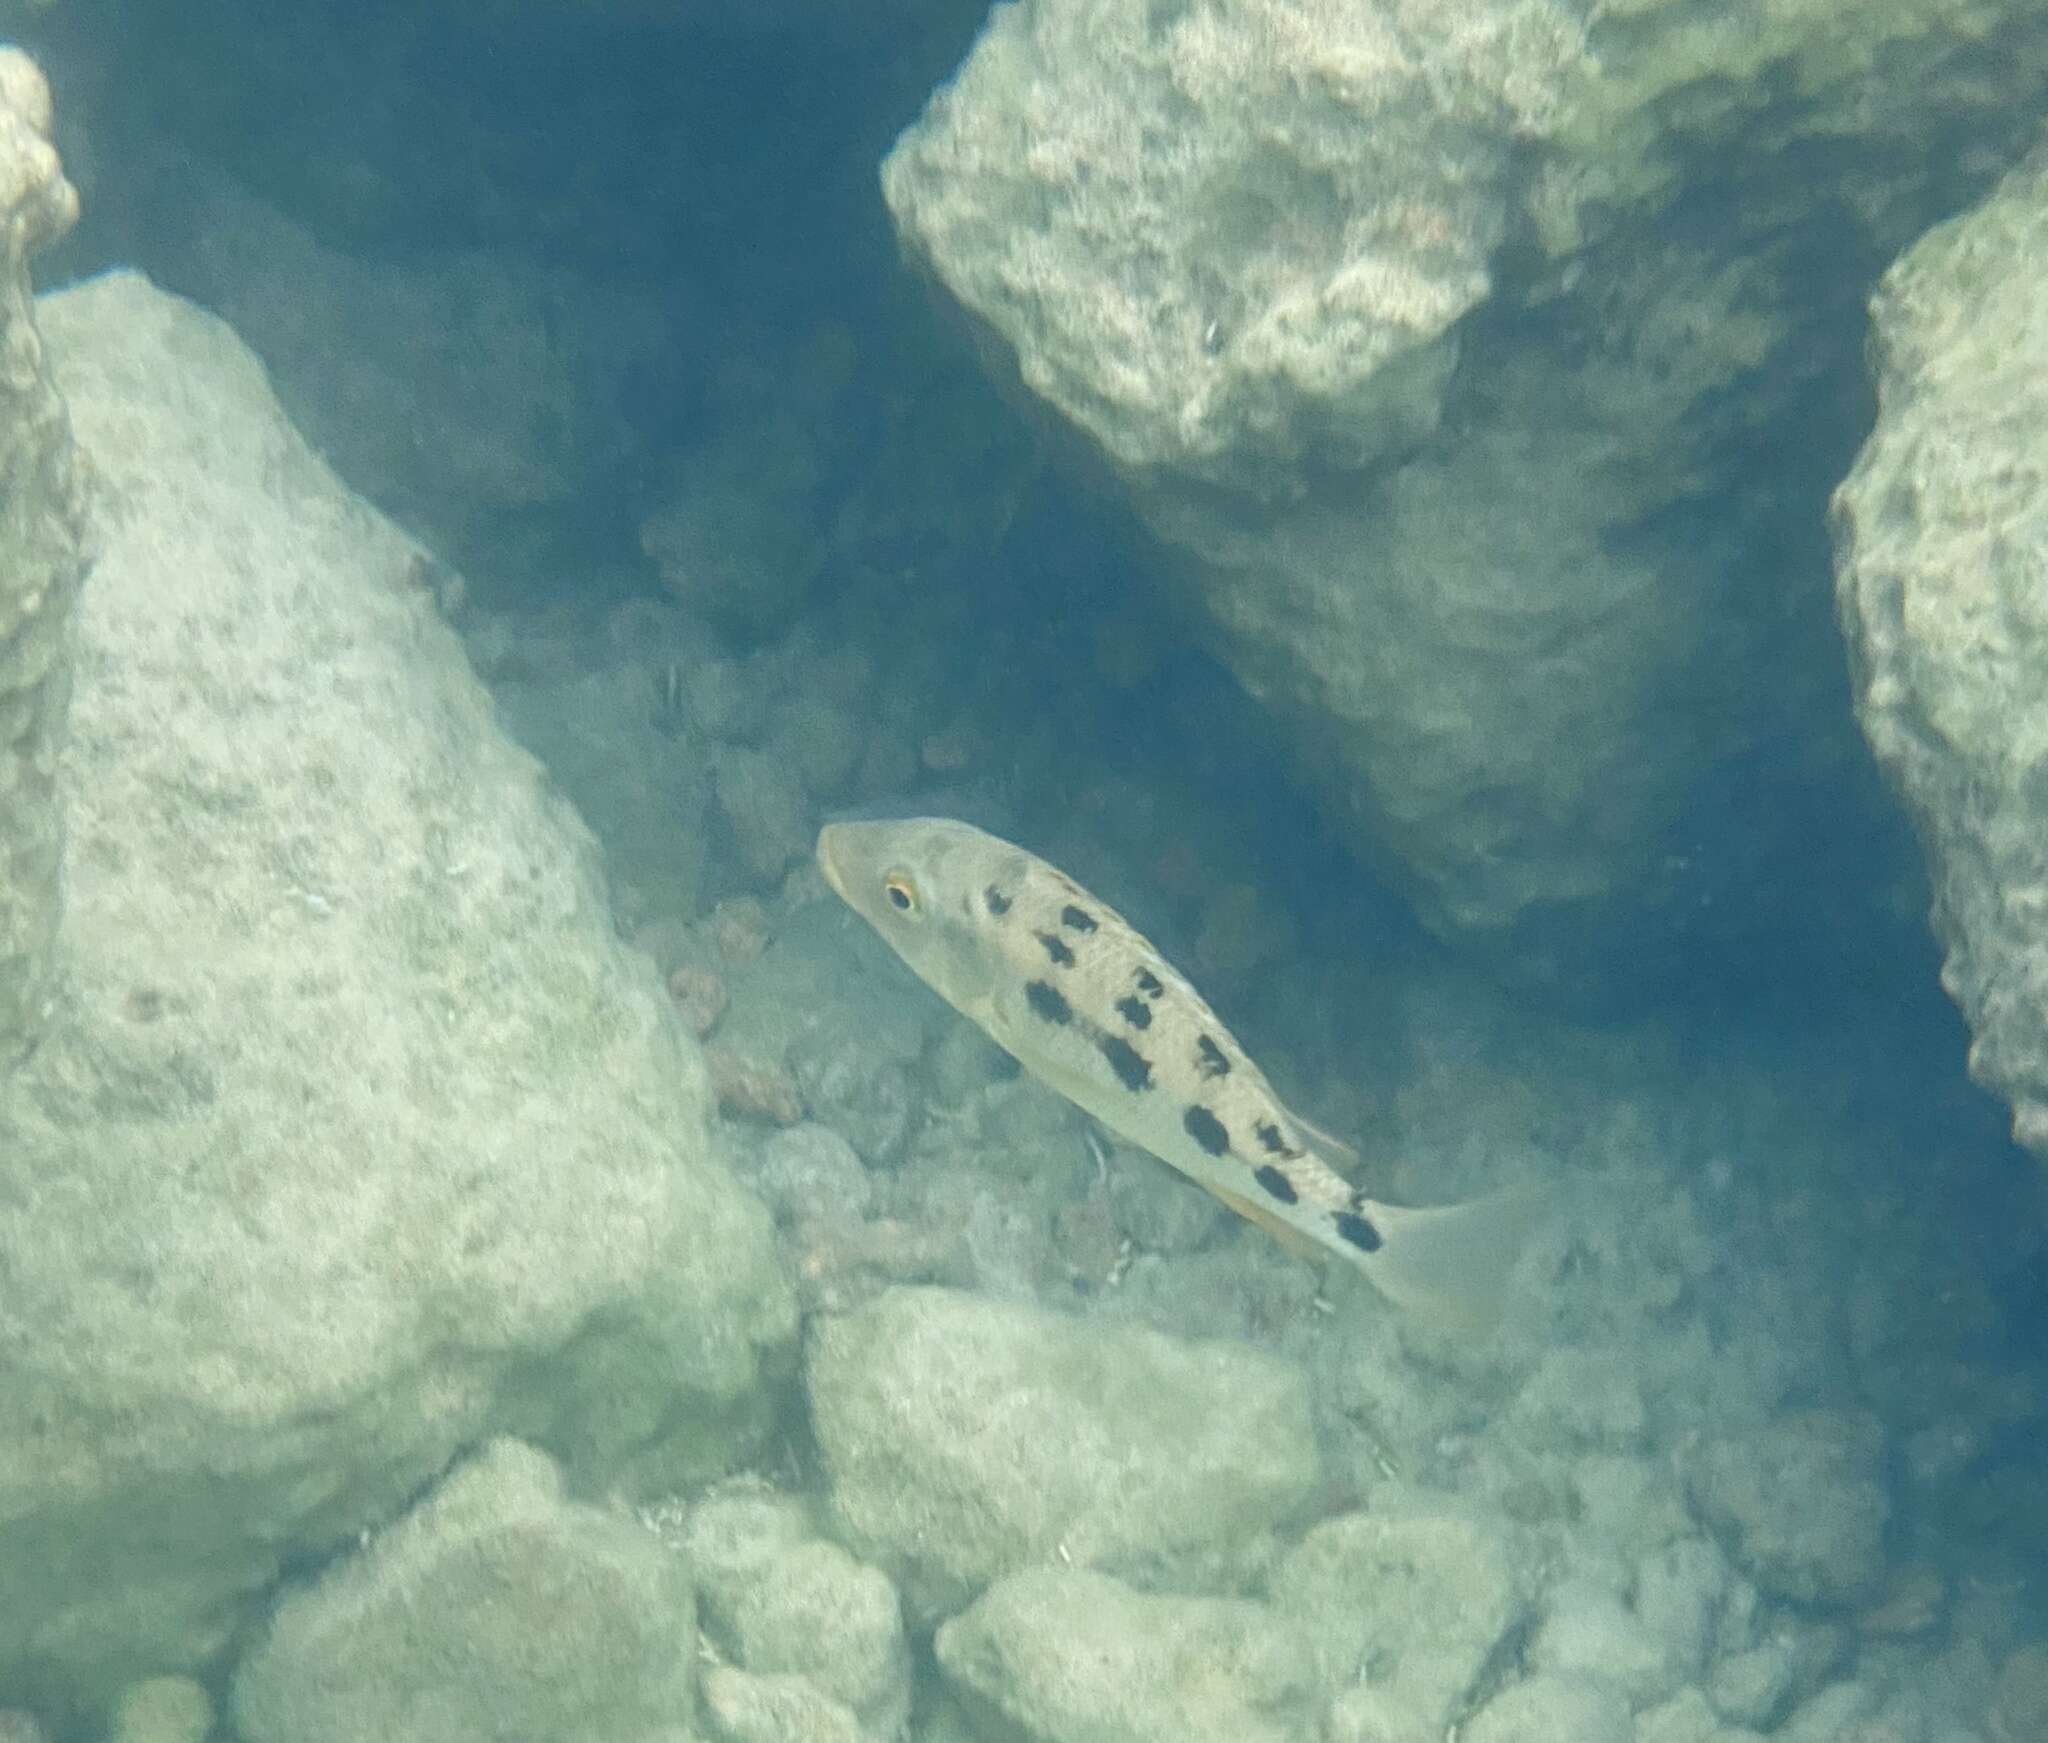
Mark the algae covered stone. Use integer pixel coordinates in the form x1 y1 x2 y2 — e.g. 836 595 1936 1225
807 1285 1320 1616
232 1440 695 1743
935 1566 1318 1743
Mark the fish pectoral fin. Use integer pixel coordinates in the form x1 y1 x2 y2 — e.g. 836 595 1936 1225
1205 1183 1330 1267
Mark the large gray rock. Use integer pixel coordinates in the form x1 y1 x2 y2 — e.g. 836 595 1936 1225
0 49 87 1068
885 0 2048 981
935 1567 1318 1743
231 1440 697 1743
1833 138 2048 1164
0 270 793 1717
883 0 1582 492
806 1285 1320 1617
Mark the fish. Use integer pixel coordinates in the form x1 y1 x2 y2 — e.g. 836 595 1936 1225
816 816 1543 1326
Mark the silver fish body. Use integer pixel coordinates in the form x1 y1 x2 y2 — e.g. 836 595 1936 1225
817 817 1538 1324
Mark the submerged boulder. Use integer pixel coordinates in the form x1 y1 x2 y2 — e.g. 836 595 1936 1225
806 1284 1320 1617
1834 138 2048 1167
0 269 792 1717
232 1440 697 1743
935 1567 1318 1743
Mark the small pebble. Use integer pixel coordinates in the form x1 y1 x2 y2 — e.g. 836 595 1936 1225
668 964 729 1037
708 1049 804 1125
1855 1563 1944 1637
714 898 771 965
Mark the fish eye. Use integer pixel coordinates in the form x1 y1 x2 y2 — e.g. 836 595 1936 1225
883 872 920 915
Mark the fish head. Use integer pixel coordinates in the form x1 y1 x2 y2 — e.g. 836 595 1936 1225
816 817 1009 1003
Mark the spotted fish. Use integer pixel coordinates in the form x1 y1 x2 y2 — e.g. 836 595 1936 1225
817 817 1542 1325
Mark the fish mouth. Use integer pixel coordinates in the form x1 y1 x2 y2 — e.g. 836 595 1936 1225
814 823 853 902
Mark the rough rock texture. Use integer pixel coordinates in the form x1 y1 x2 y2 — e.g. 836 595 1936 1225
1267 1502 1528 1731
231 1440 697 1743
700 1669 865 1743
0 270 792 1718
1833 138 2048 1163
883 0 1583 491
1461 1675 1632 1743
885 0 2048 984
934 1567 1318 1743
1684 1412 1889 1607
806 1285 1320 1617
725 1538 911 1737
0 48 86 1068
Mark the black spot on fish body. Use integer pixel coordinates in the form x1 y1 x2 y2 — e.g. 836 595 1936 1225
1114 995 1152 1031
1098 1033 1153 1093
1026 980 1073 1026
1253 1163 1298 1204
1134 968 1164 998
1061 904 1098 933
1334 1210 1382 1253
1254 1119 1303 1160
985 885 1012 917
1195 1035 1230 1079
1038 931 1077 968
1183 1104 1230 1157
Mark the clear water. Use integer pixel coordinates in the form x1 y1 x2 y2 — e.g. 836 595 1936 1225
3 4 2045 1741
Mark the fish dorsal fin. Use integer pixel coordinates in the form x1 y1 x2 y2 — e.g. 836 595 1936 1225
1285 1104 1362 1176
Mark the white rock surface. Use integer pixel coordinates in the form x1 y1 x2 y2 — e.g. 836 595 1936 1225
1833 136 2048 1166
0 270 792 1710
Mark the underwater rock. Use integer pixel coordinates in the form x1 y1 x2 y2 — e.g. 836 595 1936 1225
934 1566 1317 1743
1266 1501 1527 1732
640 408 832 644
713 744 816 888
1991 1642 2048 1743
231 1439 697 1743
106 1678 210 1743
683 1490 909 1737
885 0 2048 988
745 1121 876 1228
0 48 87 1070
138 161 675 567
1833 137 2048 1169
682 1486 815 1635
700 1669 865 1743
884 0 1574 491
806 1284 1320 1618
0 270 792 1715
1528 1576 1683 1709
1461 1674 1631 1743
1685 1411 1889 1607
725 1538 911 1737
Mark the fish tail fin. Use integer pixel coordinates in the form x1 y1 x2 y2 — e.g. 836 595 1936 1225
1350 1185 1550 1330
